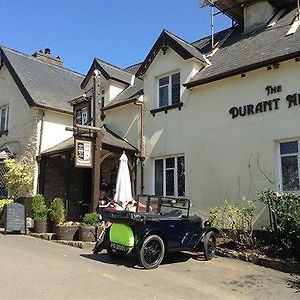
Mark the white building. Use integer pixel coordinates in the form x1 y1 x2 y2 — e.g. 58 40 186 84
0 47 84 196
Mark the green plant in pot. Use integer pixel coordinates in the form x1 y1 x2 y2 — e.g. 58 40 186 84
56 221 80 241
79 212 103 242
48 197 65 233
32 194 48 233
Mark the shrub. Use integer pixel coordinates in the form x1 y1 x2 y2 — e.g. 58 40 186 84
4 157 33 199
258 190 300 239
32 194 48 221
48 197 65 223
82 212 100 226
0 199 13 214
209 197 256 246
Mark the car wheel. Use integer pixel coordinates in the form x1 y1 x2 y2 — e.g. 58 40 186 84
203 231 216 260
138 235 165 269
107 243 127 259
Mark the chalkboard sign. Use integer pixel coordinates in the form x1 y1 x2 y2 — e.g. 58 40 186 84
2 203 26 234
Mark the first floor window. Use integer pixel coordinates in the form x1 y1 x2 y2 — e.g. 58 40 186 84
0 106 9 132
279 140 300 191
154 155 185 197
158 72 180 108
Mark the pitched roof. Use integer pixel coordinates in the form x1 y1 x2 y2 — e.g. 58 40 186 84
42 125 137 156
0 46 84 114
186 5 300 88
136 30 208 77
81 58 133 89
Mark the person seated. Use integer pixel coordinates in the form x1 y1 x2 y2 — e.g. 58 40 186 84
125 199 152 212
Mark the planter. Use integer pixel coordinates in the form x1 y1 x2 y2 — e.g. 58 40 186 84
56 225 79 241
34 220 47 233
47 221 59 233
79 225 103 242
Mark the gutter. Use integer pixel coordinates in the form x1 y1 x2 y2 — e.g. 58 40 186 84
184 50 300 89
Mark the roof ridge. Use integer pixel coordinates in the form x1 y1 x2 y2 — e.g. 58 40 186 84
0 45 84 77
191 27 234 45
95 57 131 75
124 61 142 70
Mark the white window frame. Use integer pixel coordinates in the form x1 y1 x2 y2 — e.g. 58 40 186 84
157 71 180 108
152 154 185 197
0 106 9 132
81 107 88 125
278 139 300 193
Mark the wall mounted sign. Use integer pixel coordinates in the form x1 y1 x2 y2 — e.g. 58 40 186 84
75 138 93 168
229 85 300 119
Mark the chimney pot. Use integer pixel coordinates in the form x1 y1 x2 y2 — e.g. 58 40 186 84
44 48 51 55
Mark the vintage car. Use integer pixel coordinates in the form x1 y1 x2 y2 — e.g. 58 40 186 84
93 195 218 269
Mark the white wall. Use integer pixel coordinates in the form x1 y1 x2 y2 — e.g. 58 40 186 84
40 110 73 153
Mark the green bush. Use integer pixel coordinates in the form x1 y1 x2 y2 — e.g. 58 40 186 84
82 212 100 226
32 194 48 221
0 199 13 214
209 197 256 245
48 197 65 223
258 189 300 235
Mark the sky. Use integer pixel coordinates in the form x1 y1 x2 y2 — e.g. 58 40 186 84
0 0 232 74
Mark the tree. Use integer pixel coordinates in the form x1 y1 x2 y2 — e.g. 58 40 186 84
4 155 34 200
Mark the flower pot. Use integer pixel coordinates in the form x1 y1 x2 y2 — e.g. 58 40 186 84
34 220 47 233
47 221 59 233
56 225 79 241
79 225 103 242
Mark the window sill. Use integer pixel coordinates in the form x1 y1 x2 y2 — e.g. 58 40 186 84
0 130 8 137
150 102 183 116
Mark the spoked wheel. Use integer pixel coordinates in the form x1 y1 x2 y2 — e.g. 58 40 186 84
138 235 165 269
203 231 216 260
107 244 127 259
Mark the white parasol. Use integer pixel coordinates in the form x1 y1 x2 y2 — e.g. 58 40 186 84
114 152 133 209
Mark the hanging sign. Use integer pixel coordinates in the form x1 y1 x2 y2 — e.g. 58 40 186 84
75 138 93 168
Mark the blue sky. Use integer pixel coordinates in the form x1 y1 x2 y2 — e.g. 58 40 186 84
0 0 231 74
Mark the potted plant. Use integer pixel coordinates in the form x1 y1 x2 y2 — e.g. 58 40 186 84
32 194 48 233
48 197 65 233
56 221 80 241
79 212 103 242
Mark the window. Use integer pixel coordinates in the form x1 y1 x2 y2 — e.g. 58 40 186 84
158 72 180 108
279 141 300 191
0 106 9 132
154 155 185 197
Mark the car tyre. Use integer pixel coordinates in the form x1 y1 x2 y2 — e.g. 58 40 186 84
138 235 165 269
203 231 216 260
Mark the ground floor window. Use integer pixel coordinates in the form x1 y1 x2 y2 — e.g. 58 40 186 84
279 140 300 192
154 155 185 197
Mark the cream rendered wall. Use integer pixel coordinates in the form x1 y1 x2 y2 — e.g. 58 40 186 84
142 51 300 227
108 80 128 102
40 110 73 152
0 65 37 156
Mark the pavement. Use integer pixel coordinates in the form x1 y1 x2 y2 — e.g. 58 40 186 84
0 231 299 300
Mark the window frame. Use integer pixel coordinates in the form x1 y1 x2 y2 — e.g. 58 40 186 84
153 154 185 198
156 71 180 109
278 139 300 193
0 106 9 133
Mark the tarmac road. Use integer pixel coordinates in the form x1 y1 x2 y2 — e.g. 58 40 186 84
0 232 299 300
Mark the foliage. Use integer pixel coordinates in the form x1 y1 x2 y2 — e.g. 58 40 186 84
32 194 48 221
0 199 13 214
48 197 65 223
258 189 300 257
4 156 34 200
82 212 100 226
209 197 256 246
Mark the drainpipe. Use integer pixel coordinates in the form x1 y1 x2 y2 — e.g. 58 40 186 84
134 100 145 195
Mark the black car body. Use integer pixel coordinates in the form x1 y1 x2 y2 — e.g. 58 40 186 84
93 196 218 269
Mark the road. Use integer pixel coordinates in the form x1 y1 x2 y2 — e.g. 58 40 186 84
0 232 299 300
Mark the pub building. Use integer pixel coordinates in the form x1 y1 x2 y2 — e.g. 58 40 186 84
39 0 300 228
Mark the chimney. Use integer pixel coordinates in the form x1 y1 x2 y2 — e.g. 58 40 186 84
32 48 63 66
244 0 276 33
